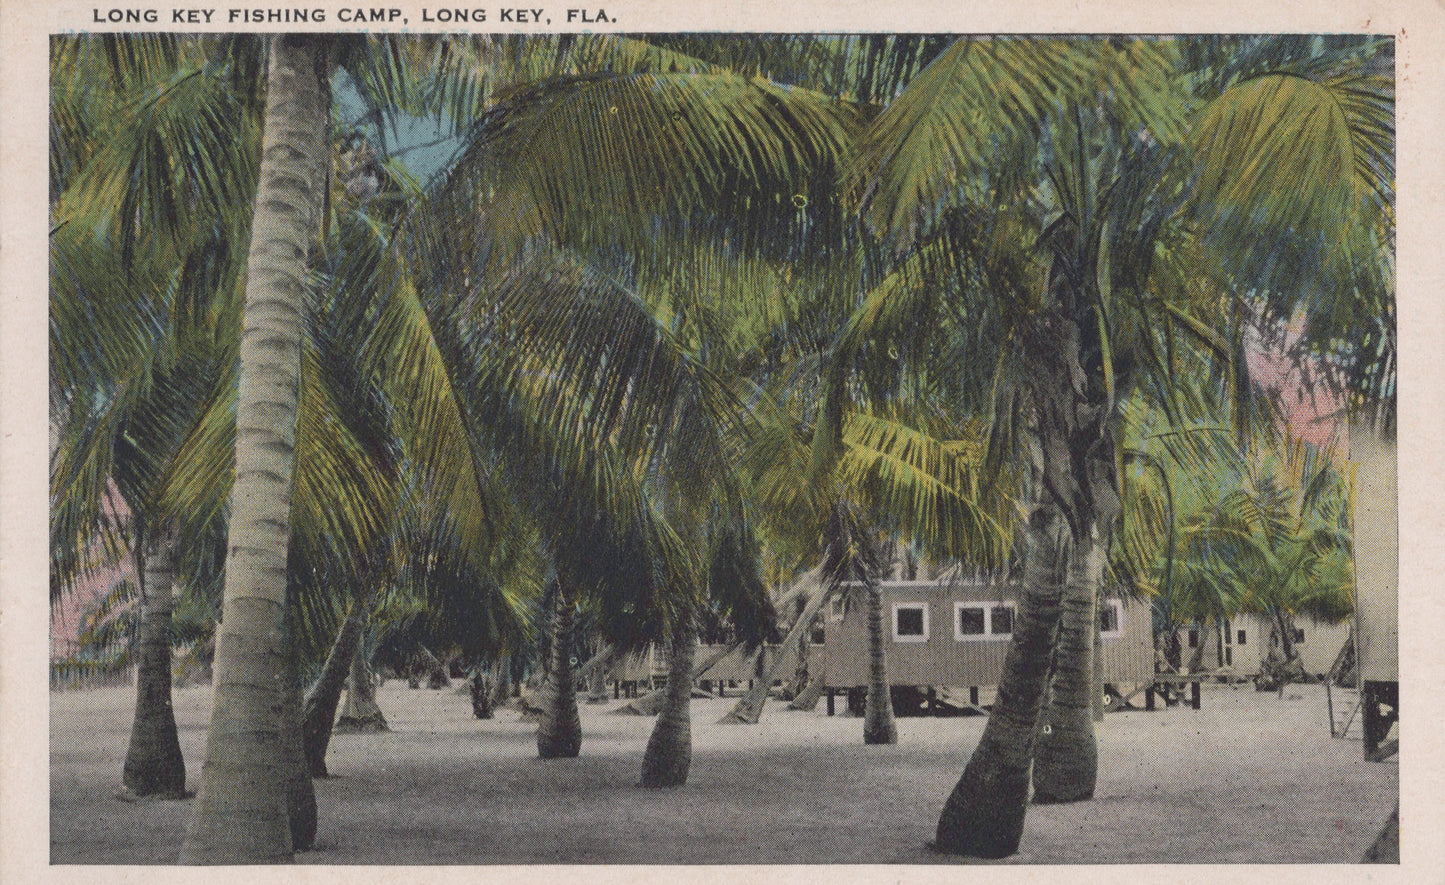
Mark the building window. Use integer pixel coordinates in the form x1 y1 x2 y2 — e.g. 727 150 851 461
892 603 929 642
954 602 1013 641
810 626 826 645
956 605 986 637
1187 628 1199 648
828 597 846 621
1237 629 1247 646
1099 599 1124 638
989 604 1015 637
1292 627 1306 644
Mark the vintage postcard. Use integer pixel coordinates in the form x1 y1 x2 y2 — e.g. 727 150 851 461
4 1 1442 882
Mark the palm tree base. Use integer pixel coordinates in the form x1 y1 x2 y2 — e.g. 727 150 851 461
116 787 192 802
121 754 187 800
180 767 295 864
933 753 1031 859
334 714 389 733
639 726 691 787
1031 711 1098 803
536 683 582 759
536 736 582 759
286 778 317 852
639 761 690 787
863 688 898 744
786 678 824 711
641 740 690 786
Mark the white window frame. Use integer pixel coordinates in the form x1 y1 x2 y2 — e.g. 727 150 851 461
828 596 846 622
954 601 1014 641
892 603 930 642
1099 598 1124 639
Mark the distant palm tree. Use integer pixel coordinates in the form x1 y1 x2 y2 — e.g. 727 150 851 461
1181 438 1355 691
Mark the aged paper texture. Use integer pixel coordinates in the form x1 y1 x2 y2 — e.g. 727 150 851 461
5 1 1442 882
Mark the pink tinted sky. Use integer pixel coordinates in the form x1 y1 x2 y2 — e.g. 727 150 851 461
1243 320 1348 454
50 486 135 658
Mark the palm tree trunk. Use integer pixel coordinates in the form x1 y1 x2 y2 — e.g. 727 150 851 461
1092 606 1105 721
640 614 697 787
1031 521 1102 803
786 676 825 711
302 595 371 776
536 587 581 758
719 573 827 724
862 578 898 745
180 34 328 865
586 642 614 703
122 525 186 798
1260 607 1304 694
467 665 492 718
490 657 511 709
336 633 388 732
1188 619 1214 672
935 245 1111 857
934 502 1069 858
1273 608 1298 660
279 624 316 851
783 625 809 700
624 641 741 715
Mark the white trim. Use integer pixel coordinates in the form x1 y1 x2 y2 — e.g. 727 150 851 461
841 577 1005 591
954 601 1014 641
1099 598 1124 639
828 596 846 622
891 602 930 642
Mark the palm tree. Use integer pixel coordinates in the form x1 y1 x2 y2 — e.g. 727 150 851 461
168 30 850 857
176 34 330 864
120 526 187 797
640 611 698 786
832 34 1391 856
535 581 583 758
735 323 1009 739
823 500 894 743
51 31 407 850
385 37 858 770
1180 437 1356 691
50 33 261 801
50 31 832 856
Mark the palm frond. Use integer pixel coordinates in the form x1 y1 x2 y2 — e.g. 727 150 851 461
851 37 1183 247
1186 70 1393 304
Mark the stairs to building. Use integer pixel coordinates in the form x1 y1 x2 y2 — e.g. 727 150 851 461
1327 682 1362 740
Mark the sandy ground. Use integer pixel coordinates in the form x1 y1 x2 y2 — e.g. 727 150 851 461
50 680 1397 865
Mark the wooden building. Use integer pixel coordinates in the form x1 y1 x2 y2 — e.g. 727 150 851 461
608 642 803 696
819 578 1154 711
1176 614 1351 679
1350 420 1397 760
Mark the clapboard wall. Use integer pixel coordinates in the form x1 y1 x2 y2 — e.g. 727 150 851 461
821 580 1153 689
